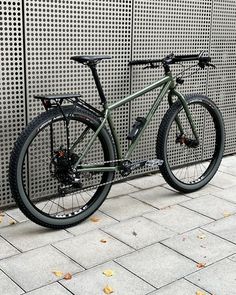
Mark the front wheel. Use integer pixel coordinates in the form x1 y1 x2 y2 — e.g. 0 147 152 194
156 94 225 193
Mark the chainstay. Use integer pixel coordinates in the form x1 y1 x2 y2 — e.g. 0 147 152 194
62 158 127 195
62 157 162 195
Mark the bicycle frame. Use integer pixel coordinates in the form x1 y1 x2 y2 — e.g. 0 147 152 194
73 71 199 173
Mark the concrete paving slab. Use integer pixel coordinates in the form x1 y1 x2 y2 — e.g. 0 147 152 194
127 173 165 189
53 229 133 269
187 257 236 295
162 228 236 265
66 211 118 236
107 182 139 198
228 253 236 262
202 214 236 244
0 269 24 295
130 186 190 209
148 278 210 295
182 184 223 199
24 282 72 295
5 208 28 223
209 171 236 189
219 165 236 176
220 155 236 167
180 194 236 219
0 245 82 292
0 213 17 229
0 221 73 252
100 195 155 221
143 205 213 233
61 261 155 295
116 243 196 289
211 185 236 203
103 216 174 250
0 236 19 260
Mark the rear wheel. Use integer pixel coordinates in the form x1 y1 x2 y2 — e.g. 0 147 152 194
157 94 225 193
9 106 115 228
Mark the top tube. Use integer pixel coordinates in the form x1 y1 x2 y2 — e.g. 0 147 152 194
108 75 171 111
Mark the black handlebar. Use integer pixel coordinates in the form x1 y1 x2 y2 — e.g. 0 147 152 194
129 59 162 65
129 53 211 66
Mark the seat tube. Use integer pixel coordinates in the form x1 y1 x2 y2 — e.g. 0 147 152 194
89 65 107 105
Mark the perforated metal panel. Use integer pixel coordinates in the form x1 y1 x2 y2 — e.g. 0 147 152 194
1 0 236 208
0 0 25 206
207 0 236 154
130 0 212 173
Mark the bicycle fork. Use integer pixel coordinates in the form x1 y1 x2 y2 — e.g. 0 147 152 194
168 89 200 145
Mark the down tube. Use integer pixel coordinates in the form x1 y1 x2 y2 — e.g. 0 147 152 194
125 80 172 159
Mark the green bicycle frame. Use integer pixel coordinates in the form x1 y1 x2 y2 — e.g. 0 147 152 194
73 72 199 173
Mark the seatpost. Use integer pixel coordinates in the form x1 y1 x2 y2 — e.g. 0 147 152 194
89 64 107 105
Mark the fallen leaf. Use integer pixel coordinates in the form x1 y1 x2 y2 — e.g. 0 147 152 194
63 272 72 280
0 212 5 217
0 216 3 224
196 262 206 268
132 230 137 237
90 216 100 223
200 245 206 248
103 285 114 294
100 239 107 243
223 211 231 217
196 291 206 295
103 269 114 277
9 220 16 225
52 271 64 277
197 234 206 240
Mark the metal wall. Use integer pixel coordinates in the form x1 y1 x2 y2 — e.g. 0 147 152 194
1 0 236 207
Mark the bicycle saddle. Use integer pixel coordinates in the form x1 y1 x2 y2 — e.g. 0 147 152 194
71 55 112 64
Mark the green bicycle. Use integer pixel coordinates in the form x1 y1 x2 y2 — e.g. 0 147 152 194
9 52 225 228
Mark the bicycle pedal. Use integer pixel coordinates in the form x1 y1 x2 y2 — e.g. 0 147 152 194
145 159 164 168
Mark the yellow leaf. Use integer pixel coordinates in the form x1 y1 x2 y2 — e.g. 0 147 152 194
0 216 3 224
100 239 107 243
196 291 206 295
63 272 72 280
9 220 16 225
90 216 100 223
103 269 114 277
52 271 64 277
196 262 206 268
103 285 114 294
0 212 5 217
197 234 206 240
223 211 231 217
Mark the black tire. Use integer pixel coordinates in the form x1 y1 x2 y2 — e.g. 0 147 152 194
156 94 225 193
9 106 116 229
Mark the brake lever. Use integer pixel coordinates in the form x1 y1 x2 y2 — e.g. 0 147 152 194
198 61 216 69
208 63 216 69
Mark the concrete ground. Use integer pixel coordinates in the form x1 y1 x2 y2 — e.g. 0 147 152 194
1 155 236 295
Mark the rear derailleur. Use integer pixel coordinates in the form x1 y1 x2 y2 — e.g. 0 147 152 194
50 147 82 188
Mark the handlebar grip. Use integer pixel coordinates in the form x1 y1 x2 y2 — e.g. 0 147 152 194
129 58 162 65
199 56 211 63
174 54 199 62
129 60 151 65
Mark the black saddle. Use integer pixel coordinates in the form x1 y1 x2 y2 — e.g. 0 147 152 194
71 55 112 65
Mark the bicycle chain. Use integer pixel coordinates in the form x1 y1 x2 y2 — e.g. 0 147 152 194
63 158 156 195
62 158 127 195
